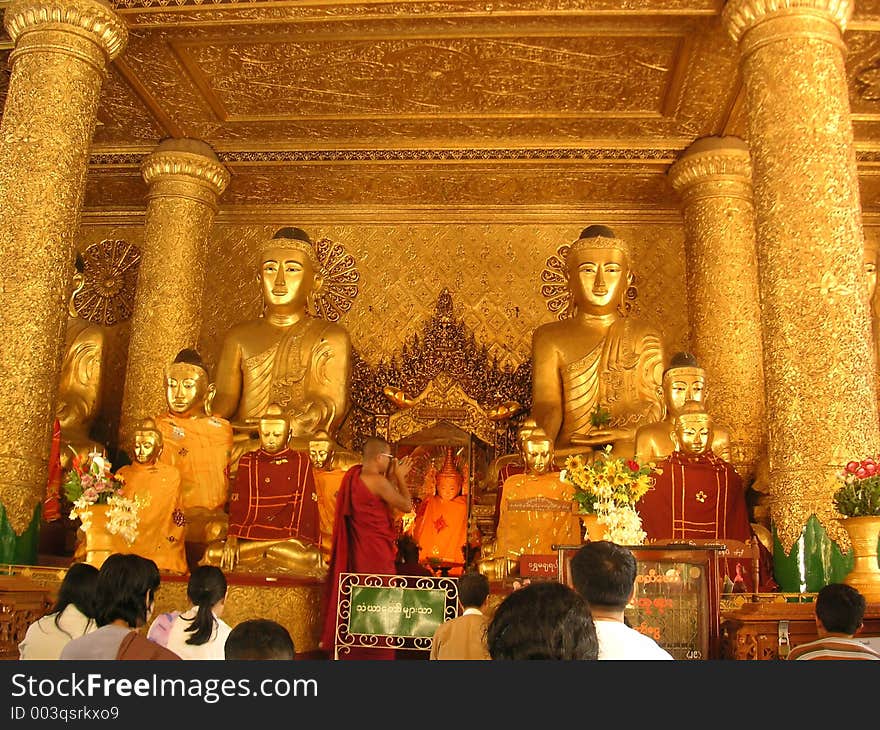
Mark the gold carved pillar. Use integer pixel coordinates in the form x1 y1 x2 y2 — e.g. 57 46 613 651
724 0 880 554
120 139 229 440
0 0 126 536
669 137 765 484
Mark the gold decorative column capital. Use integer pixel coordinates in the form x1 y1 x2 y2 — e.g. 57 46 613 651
669 136 752 195
723 0 852 52
142 139 230 207
4 0 128 62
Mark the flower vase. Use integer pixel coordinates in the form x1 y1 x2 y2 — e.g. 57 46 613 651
581 513 605 542
80 504 119 570
840 516 880 603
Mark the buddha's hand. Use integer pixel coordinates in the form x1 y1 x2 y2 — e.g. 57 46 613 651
220 535 239 571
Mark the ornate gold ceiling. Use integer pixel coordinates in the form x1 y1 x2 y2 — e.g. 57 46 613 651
4 0 880 212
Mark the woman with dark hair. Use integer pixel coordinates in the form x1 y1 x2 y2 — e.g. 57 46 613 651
19 562 99 659
60 553 180 660
166 565 231 660
487 580 598 660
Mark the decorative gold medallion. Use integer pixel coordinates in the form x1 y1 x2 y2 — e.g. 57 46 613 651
309 237 360 322
74 239 141 325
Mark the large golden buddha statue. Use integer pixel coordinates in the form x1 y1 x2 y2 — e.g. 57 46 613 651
531 225 665 457
202 404 325 577
212 227 353 447
57 253 106 470
633 351 730 464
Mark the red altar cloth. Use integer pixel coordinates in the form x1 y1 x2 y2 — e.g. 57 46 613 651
638 450 773 591
228 447 319 544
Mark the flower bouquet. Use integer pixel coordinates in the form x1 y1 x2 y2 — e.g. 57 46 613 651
833 457 880 517
64 450 139 544
561 445 657 545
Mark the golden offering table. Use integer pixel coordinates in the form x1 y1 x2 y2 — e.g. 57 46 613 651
720 596 880 660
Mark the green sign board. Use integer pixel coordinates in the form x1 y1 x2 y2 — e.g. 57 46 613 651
348 585 446 638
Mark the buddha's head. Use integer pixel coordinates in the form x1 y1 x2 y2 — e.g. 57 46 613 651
131 417 163 465
308 430 334 470
516 418 539 456
671 401 713 457
165 349 210 418
662 351 706 419
567 225 634 316
436 447 463 501
259 227 322 312
523 428 554 476
259 403 290 454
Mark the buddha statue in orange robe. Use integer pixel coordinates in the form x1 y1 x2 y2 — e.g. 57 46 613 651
116 419 187 574
479 429 581 579
412 447 469 570
308 429 359 562
157 349 233 545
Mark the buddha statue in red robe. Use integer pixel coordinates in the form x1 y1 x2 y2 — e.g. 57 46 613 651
201 404 324 577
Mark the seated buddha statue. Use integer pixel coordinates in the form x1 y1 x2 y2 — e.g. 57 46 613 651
411 446 469 571
478 428 581 579
633 351 730 464
156 349 233 545
211 227 353 450
44 254 106 526
308 429 359 563
637 401 773 591
57 253 106 473
530 225 665 459
202 404 324 577
115 418 187 574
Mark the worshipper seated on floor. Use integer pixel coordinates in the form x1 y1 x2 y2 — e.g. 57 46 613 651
60 553 180 660
225 619 295 660
165 565 232 660
787 583 880 660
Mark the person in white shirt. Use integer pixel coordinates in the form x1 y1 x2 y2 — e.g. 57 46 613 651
569 540 674 660
166 565 231 660
19 562 98 660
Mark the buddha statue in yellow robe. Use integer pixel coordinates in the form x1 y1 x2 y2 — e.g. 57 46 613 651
633 351 731 464
116 418 187 574
202 404 325 577
531 225 665 459
479 429 581 579
211 227 353 450
412 447 469 569
308 429 359 562
157 349 233 544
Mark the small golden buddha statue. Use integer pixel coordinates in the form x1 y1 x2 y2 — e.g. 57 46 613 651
478 428 581 580
484 418 537 494
865 242 880 374
412 446 469 569
157 349 233 545
202 404 324 577
212 227 353 449
115 418 187 574
531 225 664 458
633 351 730 464
57 253 106 470
308 429 358 562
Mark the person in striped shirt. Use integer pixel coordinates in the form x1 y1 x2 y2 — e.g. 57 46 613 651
788 583 880 660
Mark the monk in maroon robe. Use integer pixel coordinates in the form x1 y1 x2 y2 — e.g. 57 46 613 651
320 438 414 660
